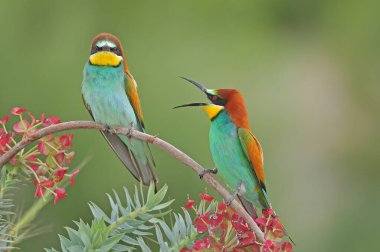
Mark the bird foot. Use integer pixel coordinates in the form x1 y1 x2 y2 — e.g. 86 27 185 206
199 168 218 179
226 180 243 206
104 124 114 133
127 122 135 138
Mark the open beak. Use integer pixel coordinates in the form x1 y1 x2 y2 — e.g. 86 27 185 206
174 77 209 109
173 102 208 109
180 77 208 93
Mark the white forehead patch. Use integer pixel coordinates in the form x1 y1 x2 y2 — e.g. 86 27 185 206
206 89 217 95
96 40 116 48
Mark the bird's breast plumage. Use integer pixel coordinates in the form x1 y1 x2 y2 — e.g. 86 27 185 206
82 63 136 127
209 110 263 207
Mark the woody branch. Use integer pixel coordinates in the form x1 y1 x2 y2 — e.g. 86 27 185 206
0 120 265 243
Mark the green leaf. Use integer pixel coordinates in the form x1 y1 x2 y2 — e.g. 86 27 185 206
136 237 152 252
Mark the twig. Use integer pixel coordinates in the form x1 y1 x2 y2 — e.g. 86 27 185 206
0 121 265 243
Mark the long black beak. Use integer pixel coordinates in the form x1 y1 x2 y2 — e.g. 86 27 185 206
180 77 208 93
174 77 210 109
173 102 208 109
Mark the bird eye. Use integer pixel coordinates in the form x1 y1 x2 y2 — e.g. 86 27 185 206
212 96 217 101
96 46 102 51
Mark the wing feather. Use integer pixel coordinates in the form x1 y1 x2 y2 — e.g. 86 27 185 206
82 95 146 183
125 73 145 129
238 128 268 202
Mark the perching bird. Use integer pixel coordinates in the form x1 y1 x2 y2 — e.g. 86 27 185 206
175 77 273 215
82 33 157 187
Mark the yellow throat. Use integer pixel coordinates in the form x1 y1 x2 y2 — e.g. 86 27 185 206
89 51 122 66
202 105 224 120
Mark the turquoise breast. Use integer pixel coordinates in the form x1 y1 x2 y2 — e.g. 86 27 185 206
81 62 137 127
209 110 263 207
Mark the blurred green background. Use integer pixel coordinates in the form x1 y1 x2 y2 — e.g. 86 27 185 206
1 0 379 251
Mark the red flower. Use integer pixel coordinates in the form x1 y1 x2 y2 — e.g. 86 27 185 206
239 230 256 246
54 167 68 182
70 169 80 186
209 213 223 227
0 133 11 147
11 107 26 115
27 112 36 123
53 188 67 205
262 240 274 252
35 187 44 197
192 237 211 251
13 120 31 133
262 208 274 218
255 217 267 227
199 193 214 202
281 242 293 252
0 115 10 124
59 134 73 148
25 154 39 170
268 218 283 232
39 179 55 188
34 179 54 197
42 115 61 126
185 199 195 210
194 214 209 233
54 151 66 165
37 141 49 155
218 202 227 212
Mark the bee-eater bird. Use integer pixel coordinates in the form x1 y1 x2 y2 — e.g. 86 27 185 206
176 78 294 243
81 33 157 187
175 77 273 216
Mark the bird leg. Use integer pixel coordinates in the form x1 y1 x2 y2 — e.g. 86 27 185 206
127 122 135 138
104 124 113 133
199 167 218 179
226 180 243 206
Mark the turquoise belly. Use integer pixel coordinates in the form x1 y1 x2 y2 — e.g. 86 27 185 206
81 63 147 163
209 111 263 207
81 63 136 127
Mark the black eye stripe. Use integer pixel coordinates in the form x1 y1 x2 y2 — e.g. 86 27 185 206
207 94 227 106
90 46 122 56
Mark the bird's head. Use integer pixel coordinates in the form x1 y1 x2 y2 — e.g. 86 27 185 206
175 77 249 128
89 33 127 69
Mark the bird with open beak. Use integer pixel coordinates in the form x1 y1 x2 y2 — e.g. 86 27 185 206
175 77 294 243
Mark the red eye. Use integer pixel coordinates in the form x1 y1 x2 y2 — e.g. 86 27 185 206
212 96 217 101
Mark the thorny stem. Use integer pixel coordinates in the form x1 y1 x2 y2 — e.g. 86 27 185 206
0 120 266 243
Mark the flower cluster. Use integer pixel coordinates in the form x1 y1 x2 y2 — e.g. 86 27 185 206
181 192 293 252
0 107 79 204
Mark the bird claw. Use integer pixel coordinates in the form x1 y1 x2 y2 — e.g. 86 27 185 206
226 180 243 206
104 124 113 133
199 168 218 179
127 122 135 138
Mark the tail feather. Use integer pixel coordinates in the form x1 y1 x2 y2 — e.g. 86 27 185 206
101 131 141 180
237 195 258 218
101 131 157 187
272 212 296 246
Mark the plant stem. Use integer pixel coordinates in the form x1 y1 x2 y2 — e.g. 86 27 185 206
9 195 50 247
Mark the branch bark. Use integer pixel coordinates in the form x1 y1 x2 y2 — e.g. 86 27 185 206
0 120 265 243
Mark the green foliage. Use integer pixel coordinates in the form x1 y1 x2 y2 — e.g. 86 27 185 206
154 210 198 251
46 183 200 251
0 166 17 251
46 183 173 251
